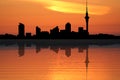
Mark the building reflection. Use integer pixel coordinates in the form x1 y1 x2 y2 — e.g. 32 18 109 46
17 42 89 58
36 44 41 53
60 47 71 57
0 40 92 80
85 47 89 80
17 42 90 80
18 43 25 57
50 46 59 54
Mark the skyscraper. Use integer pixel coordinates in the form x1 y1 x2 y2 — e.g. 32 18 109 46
18 23 25 38
50 26 59 39
36 26 41 37
65 22 71 33
85 0 89 34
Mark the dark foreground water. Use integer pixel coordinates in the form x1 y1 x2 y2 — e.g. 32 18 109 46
0 40 120 80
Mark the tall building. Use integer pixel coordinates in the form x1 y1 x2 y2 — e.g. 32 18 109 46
36 26 41 37
26 32 31 38
85 0 89 34
18 23 25 38
78 27 84 33
65 22 71 33
50 26 59 39
50 26 59 34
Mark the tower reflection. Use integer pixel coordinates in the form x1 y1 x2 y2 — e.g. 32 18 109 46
85 46 89 80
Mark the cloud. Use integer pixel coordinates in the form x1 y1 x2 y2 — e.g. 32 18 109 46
28 0 110 15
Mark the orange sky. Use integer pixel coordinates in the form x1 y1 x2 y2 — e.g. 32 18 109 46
0 0 120 35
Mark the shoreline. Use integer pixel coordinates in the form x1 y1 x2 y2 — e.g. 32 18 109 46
0 39 120 46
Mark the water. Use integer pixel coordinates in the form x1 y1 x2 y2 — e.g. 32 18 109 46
0 40 120 80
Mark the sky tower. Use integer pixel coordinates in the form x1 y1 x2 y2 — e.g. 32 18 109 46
85 0 89 34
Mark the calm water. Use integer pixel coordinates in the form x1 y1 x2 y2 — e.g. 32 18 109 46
0 41 120 80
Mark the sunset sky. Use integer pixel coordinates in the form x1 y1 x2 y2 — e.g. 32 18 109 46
0 0 120 35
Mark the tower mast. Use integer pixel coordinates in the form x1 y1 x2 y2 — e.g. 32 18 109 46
85 0 89 34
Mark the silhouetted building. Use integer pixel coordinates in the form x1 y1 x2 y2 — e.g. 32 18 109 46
59 22 72 39
40 31 49 39
78 27 88 38
59 30 66 39
78 27 84 33
65 22 71 33
36 26 41 38
60 30 66 33
26 33 31 38
78 27 84 37
50 26 59 39
50 26 59 34
18 23 25 38
0 34 16 39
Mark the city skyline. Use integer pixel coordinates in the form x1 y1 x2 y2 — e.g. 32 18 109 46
1 22 120 39
0 0 120 35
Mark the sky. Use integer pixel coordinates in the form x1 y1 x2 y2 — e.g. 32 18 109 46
0 0 120 35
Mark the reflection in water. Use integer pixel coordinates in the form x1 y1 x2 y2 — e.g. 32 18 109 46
0 40 120 80
50 46 59 53
85 48 89 80
60 47 72 57
3 42 90 80
17 43 89 58
36 44 41 53
18 43 25 57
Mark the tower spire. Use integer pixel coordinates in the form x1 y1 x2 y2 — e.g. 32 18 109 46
85 0 89 34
